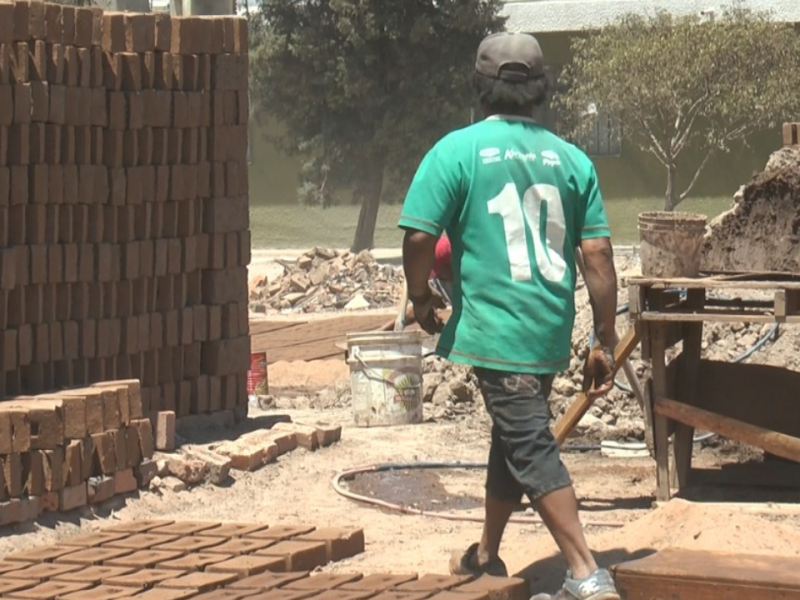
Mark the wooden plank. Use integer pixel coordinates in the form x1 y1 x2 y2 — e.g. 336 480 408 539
640 311 800 324
655 397 800 464
613 548 800 600
650 324 671 501
628 274 800 289
249 321 308 335
553 326 640 445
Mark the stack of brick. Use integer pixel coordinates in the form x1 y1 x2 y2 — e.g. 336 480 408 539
0 379 157 526
0 2 252 419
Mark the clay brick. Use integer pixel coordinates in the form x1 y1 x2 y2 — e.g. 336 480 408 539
249 526 316 542
42 447 65 492
204 555 284 579
396 576 474 593
13 563 83 581
11 581 91 600
454 578 528 600
154 411 175 452
156 553 231 573
283 574 366 592
91 432 116 475
102 13 125 53
3 407 32 453
196 523 268 539
104 569 186 590
229 572 311 592
202 196 248 235
73 7 93 47
153 15 170 52
300 593 373 600
295 528 364 563
56 566 134 585
134 459 158 489
113 468 137 495
105 550 182 570
59 585 134 600
340 575 420 592
158 572 238 593
5 545 77 563
134 590 197 600
100 519 174 534
271 423 321 452
202 539 275 557
107 534 181 551
233 17 248 54
0 499 22 526
62 532 129 548
150 537 221 555
256 541 327 572
59 483 88 512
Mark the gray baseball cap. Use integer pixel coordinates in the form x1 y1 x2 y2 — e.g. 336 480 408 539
475 32 545 82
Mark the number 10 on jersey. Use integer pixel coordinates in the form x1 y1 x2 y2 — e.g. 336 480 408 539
488 183 567 283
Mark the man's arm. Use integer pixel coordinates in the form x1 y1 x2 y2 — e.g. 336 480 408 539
403 230 438 302
579 237 617 348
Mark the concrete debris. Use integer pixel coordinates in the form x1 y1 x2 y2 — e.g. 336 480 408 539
249 247 403 314
166 457 209 485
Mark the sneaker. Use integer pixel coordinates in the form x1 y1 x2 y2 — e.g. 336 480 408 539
530 568 620 600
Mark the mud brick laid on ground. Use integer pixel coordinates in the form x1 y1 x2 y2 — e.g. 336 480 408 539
101 520 175 534
0 578 36 596
104 533 180 551
8 580 91 600
58 584 137 600
295 528 364 563
229 572 310 592
5 545 78 564
55 566 135 585
203 539 277 557
10 563 82 581
339 575 420 592
299 592 372 600
102 568 186 589
284 575 365 592
61 532 129 548
197 523 271 539
255 541 328 572
156 553 233 573
206 555 286 578
249 526 315 542
429 592 490 600
455 577 529 600
151 537 224 555
55 547 134 566
396 576 475 593
106 550 185 570
270 423 320 452
214 435 277 472
157 571 239 593
133 589 199 600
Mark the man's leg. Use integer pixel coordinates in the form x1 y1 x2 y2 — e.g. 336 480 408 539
474 368 618 600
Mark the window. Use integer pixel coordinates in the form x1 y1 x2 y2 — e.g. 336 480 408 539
539 65 622 157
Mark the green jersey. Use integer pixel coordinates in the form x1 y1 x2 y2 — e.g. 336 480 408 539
398 115 611 374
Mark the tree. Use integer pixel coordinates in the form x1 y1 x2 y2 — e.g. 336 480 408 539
557 6 800 211
250 0 505 251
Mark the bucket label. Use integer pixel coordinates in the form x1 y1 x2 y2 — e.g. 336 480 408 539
384 368 421 410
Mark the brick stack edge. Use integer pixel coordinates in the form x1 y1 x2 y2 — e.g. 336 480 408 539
0 3 252 422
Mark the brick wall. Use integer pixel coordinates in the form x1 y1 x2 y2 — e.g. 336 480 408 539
0 1 251 418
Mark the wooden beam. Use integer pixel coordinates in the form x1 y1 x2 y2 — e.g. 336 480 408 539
655 397 800 464
553 326 640 445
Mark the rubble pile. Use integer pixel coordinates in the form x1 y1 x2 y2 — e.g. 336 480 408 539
250 248 404 313
703 146 800 273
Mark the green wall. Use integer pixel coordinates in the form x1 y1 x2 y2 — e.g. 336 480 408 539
247 31 780 207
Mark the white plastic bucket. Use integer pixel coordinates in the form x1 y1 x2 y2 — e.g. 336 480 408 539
346 330 425 427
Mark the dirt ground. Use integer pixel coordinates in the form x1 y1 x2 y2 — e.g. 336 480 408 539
3 377 800 596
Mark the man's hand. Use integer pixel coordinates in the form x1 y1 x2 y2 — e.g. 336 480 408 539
582 343 616 398
410 286 447 335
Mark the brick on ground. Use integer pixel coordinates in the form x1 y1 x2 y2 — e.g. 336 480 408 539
271 422 321 451
155 411 175 452
214 433 278 472
295 528 365 563
255 541 328 572
180 445 231 485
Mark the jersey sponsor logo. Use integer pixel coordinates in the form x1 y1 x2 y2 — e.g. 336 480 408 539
479 147 502 164
541 150 561 167
504 149 536 163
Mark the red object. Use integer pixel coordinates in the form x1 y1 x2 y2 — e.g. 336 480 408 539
431 234 452 280
247 352 268 397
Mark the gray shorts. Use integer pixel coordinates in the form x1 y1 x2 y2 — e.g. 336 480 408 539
474 368 572 502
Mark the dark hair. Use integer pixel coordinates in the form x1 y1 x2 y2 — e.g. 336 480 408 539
471 69 549 116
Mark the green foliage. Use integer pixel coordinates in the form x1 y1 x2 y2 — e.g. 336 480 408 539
249 0 505 250
557 4 800 210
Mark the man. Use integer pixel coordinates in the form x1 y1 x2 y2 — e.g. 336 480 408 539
379 233 453 331
398 32 620 600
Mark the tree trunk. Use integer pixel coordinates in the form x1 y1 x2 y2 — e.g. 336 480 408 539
350 160 385 253
664 163 680 211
